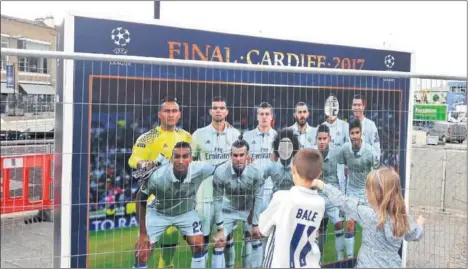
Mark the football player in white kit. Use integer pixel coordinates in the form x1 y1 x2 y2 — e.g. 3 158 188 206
243 102 277 209
290 102 317 148
338 119 375 259
259 148 325 268
314 124 346 260
191 96 241 264
241 102 277 267
140 142 220 268
351 94 381 168
322 95 349 192
319 96 349 261
212 137 265 268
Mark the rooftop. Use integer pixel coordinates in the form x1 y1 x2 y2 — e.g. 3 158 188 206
1 14 55 29
448 81 467 88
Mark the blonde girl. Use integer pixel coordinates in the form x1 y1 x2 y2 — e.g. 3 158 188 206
312 167 425 268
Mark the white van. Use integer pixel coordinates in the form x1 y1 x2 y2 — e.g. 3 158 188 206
428 121 467 143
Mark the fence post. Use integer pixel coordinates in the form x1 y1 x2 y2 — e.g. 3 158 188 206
440 148 447 211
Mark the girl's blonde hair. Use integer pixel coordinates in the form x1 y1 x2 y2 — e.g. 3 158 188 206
365 167 409 238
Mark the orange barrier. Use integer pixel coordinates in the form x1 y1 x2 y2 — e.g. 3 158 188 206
1 154 54 214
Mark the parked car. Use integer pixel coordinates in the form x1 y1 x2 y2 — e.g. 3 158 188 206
427 121 467 143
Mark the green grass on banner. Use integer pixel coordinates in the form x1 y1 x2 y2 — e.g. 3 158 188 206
89 222 362 268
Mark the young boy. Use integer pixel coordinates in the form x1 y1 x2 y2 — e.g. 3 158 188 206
258 148 326 268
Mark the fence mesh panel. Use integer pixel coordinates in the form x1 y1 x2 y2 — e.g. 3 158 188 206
0 50 466 269
407 82 466 268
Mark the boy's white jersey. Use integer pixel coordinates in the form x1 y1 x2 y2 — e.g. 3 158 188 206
259 186 325 268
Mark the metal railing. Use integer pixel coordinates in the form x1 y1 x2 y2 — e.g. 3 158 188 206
2 48 466 80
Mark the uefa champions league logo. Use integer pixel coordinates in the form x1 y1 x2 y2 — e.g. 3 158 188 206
111 27 131 46
110 27 132 65
111 27 131 55
384 55 395 69
383 54 396 82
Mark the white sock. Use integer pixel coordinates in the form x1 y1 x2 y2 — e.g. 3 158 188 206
225 238 236 268
251 240 263 268
212 247 225 268
345 235 355 258
133 264 147 268
335 229 345 260
191 254 206 268
242 240 252 268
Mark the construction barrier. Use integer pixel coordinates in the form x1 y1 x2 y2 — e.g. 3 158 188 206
0 154 54 214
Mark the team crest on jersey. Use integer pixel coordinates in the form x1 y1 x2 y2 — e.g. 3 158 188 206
163 143 168 148
226 141 231 146
337 131 341 136
205 140 210 144
252 140 256 144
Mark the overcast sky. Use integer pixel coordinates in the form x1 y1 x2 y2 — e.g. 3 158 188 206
1 1 467 77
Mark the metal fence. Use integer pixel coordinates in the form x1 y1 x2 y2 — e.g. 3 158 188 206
1 48 467 269
406 145 467 268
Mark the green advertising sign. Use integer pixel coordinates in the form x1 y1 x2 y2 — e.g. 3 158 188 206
413 104 447 121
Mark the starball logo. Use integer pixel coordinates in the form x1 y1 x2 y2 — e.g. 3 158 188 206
110 27 132 66
111 27 131 54
383 54 396 82
384 55 395 69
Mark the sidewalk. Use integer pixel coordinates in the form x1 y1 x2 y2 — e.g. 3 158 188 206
1 212 53 268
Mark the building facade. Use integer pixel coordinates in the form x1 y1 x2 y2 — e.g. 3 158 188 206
448 81 466 93
1 14 56 116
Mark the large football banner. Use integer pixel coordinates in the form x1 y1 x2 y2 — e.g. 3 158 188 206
57 13 413 268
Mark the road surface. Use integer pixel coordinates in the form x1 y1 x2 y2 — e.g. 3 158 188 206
1 212 53 268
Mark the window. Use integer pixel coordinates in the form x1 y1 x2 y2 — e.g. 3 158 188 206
18 41 50 74
1 36 8 71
